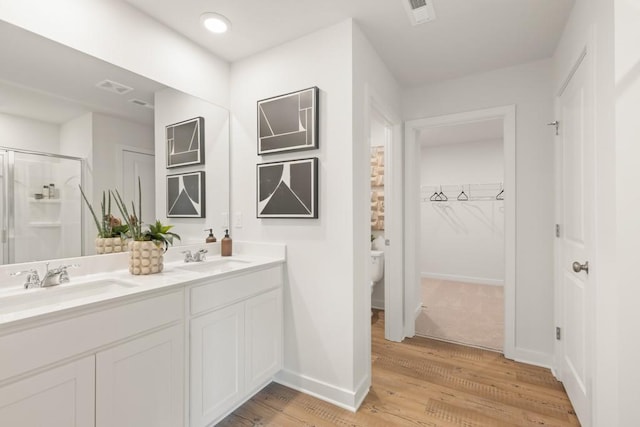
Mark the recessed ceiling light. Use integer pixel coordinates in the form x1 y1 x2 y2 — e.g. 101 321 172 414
200 12 231 34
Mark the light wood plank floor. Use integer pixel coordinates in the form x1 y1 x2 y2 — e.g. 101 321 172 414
219 310 579 426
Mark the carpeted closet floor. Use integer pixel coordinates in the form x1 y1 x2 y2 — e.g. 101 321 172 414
416 278 504 351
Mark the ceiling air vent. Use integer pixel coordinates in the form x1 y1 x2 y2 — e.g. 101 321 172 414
96 79 133 95
404 0 437 26
128 99 154 109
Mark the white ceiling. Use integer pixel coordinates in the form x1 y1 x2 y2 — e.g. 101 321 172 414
0 21 166 125
419 119 503 147
125 0 575 87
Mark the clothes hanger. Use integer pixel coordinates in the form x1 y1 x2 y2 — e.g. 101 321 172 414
496 184 504 200
437 185 447 201
457 186 469 201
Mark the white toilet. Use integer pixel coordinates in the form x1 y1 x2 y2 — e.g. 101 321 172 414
370 250 384 313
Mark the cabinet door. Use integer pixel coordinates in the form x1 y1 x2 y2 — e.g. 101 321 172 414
96 324 183 427
0 356 95 427
190 302 245 427
245 288 283 392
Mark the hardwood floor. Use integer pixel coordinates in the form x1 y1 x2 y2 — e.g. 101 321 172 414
219 310 579 426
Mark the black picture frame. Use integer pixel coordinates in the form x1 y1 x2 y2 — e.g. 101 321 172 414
257 157 318 219
166 171 206 218
257 87 319 155
166 117 205 168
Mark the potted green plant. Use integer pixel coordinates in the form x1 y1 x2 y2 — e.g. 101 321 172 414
112 179 180 275
79 186 129 254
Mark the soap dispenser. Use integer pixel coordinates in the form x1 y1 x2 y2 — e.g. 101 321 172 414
204 228 217 243
221 229 232 257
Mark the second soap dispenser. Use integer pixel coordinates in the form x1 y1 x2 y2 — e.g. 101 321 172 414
221 229 232 257
204 228 217 243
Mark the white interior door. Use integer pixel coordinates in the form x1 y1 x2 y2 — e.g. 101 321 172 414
122 149 155 226
557 54 593 426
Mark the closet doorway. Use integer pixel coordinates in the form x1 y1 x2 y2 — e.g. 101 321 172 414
404 106 516 358
417 120 505 351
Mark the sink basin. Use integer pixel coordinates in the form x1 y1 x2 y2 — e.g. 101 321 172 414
0 279 138 316
174 258 250 274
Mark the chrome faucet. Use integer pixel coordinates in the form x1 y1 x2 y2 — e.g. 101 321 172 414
193 249 208 262
182 249 208 263
11 263 79 289
10 268 41 289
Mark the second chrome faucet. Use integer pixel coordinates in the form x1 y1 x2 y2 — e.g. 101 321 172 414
182 249 208 263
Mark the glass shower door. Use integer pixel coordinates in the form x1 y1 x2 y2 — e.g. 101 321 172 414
4 151 83 265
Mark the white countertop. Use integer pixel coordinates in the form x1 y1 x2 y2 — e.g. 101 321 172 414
0 246 285 329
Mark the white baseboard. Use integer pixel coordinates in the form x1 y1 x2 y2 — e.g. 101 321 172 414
274 369 368 412
353 375 370 411
371 297 385 310
421 272 504 286
510 347 555 371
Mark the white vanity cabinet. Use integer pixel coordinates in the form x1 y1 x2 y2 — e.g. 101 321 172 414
0 255 286 427
189 266 283 427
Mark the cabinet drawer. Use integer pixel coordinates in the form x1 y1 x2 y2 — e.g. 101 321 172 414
190 266 282 315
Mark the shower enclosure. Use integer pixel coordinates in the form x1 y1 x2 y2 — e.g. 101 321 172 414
0 148 84 265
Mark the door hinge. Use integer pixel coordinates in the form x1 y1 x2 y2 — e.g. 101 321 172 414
547 120 559 136
555 224 560 238
556 327 561 340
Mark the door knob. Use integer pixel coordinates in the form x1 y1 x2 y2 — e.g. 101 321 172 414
572 261 589 274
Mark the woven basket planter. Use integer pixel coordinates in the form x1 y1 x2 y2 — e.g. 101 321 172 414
128 240 164 275
95 237 127 254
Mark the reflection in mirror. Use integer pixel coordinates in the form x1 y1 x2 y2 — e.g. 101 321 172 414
0 21 230 265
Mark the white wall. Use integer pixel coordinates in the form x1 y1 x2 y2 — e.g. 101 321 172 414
352 21 402 403
0 0 230 108
420 139 504 285
154 88 230 244
229 19 400 410
403 59 556 364
230 20 358 408
0 113 60 153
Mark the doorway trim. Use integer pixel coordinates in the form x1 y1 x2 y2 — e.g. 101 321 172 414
364 84 404 345
403 105 516 358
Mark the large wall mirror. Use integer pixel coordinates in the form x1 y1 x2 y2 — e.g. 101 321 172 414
0 21 230 265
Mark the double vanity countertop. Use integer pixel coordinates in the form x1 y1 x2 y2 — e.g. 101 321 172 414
0 242 286 330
